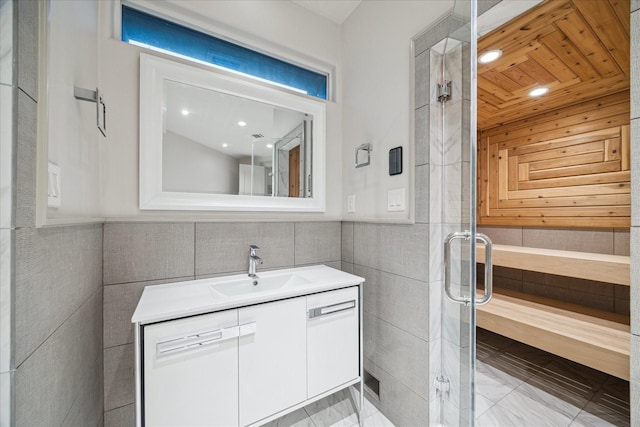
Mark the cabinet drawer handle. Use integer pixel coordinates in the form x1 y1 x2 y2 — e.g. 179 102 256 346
308 300 356 319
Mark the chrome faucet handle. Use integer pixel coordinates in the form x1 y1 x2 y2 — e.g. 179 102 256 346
249 245 260 256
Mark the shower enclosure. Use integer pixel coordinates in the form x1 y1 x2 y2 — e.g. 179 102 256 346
422 0 492 425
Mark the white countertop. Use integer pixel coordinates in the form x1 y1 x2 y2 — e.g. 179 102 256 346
131 265 365 324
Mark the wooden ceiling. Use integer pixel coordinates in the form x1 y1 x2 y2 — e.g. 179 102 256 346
477 0 630 130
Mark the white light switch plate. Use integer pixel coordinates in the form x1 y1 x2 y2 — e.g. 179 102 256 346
347 195 356 213
48 162 61 208
387 188 405 212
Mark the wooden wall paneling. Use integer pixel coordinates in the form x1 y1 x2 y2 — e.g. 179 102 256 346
478 95 630 228
621 125 630 171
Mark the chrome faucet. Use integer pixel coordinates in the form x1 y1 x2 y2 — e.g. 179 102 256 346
248 245 263 278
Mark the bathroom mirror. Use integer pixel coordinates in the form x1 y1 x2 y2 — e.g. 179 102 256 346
139 54 326 211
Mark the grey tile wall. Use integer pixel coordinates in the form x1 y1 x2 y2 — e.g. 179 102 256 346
16 0 38 101
341 222 354 264
102 220 342 425
363 311 430 400
103 276 193 349
294 222 341 265
365 357 429 427
415 106 429 166
103 222 195 285
14 224 103 365
104 404 135 427
61 348 103 427
14 288 103 427
104 343 135 413
477 226 523 246
356 264 429 340
415 51 430 109
523 228 615 254
353 222 428 282
615 229 631 256
196 222 294 276
415 165 429 223
15 91 36 228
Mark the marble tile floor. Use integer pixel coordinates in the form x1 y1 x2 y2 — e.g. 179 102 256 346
476 328 630 427
269 329 629 427
265 387 395 427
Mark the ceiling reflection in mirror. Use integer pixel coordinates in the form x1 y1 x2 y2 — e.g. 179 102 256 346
163 80 312 198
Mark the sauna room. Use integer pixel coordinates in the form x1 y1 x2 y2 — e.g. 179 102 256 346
472 0 631 424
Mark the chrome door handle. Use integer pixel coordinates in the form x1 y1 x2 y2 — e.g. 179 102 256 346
476 233 493 305
444 231 472 305
443 231 493 306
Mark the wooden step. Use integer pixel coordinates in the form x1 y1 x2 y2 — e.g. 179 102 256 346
477 290 630 380
476 244 630 286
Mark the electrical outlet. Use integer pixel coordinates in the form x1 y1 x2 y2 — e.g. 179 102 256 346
347 194 356 213
387 188 405 212
48 162 61 208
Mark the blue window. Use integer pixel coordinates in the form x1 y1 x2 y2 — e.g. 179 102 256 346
121 5 328 99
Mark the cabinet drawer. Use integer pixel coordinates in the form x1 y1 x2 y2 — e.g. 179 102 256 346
307 286 359 398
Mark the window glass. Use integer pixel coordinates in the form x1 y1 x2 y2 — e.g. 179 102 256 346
121 5 328 99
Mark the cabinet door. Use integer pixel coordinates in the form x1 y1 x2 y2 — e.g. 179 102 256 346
307 286 359 398
143 309 239 427
239 297 307 426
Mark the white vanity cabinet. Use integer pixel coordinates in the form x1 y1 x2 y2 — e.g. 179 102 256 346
134 266 364 427
239 297 307 425
307 286 360 398
142 309 240 427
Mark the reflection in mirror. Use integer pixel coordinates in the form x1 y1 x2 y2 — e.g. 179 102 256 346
139 53 326 212
163 81 313 198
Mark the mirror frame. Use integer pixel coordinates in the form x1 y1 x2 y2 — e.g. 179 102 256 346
139 53 326 212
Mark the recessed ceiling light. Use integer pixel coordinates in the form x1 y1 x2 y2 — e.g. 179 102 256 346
222 143 228 148
181 109 189 116
266 144 273 149
479 49 502 64
237 121 247 127
529 87 549 97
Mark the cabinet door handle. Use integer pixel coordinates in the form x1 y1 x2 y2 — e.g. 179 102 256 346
308 300 356 319
157 326 233 357
155 321 257 357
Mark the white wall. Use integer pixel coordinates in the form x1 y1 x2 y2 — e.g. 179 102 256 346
341 1 452 221
163 131 239 194
44 0 102 221
98 0 343 220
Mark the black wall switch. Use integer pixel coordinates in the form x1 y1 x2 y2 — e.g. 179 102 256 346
389 146 402 176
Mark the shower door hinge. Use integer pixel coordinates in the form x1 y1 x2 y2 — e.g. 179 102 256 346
434 375 450 396
437 81 452 103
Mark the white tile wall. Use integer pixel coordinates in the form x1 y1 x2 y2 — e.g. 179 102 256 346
0 0 12 86
0 85 13 229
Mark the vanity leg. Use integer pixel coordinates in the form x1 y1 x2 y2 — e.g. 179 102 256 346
135 323 143 427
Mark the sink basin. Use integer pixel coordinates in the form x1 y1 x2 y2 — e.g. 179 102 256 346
210 273 311 297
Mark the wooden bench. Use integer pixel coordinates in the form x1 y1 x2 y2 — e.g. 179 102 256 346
476 244 630 380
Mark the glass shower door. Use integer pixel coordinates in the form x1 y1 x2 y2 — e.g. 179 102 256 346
429 0 492 425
